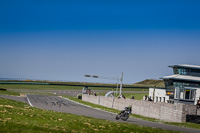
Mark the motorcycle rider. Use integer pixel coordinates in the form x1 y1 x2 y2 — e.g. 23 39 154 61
120 105 132 115
116 105 132 121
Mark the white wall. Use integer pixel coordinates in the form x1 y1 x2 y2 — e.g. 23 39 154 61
82 94 187 122
149 88 169 103
195 89 200 105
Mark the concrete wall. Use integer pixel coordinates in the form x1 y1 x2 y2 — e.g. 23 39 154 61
82 94 187 122
185 105 197 115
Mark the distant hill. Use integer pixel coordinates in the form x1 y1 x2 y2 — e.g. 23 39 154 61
133 79 165 88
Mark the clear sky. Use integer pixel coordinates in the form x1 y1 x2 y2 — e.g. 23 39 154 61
1 0 200 84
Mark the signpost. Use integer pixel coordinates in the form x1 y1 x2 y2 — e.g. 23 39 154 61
84 72 123 96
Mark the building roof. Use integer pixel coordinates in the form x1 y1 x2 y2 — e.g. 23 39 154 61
161 74 200 82
168 64 200 70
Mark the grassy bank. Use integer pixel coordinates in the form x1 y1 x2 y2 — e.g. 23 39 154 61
0 98 176 133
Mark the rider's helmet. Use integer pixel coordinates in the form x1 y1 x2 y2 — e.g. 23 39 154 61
128 105 132 108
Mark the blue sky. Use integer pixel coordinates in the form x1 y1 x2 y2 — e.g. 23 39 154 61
1 0 200 83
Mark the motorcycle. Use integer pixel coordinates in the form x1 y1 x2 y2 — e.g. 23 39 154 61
116 107 131 121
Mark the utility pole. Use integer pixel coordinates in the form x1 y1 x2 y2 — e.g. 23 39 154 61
119 72 123 95
84 73 123 96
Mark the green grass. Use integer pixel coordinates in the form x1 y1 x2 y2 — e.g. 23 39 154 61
64 96 200 130
0 90 54 97
95 92 148 100
0 90 20 96
0 84 83 90
0 83 199 130
64 96 158 122
133 79 165 88
123 93 148 100
0 84 148 91
0 80 150 88
64 96 121 114
0 98 177 133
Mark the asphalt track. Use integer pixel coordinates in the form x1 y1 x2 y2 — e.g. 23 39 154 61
0 94 28 103
1 94 200 133
26 94 200 133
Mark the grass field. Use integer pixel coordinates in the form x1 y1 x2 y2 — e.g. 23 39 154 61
0 84 149 91
1 83 199 131
0 84 83 90
0 98 177 133
96 92 147 100
0 83 147 101
0 90 20 96
123 93 147 100
0 80 152 88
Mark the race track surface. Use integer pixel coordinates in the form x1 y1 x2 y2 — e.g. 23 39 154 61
1 94 200 133
27 94 115 121
26 94 200 133
0 94 28 103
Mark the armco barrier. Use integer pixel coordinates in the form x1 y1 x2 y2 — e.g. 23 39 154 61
82 94 187 122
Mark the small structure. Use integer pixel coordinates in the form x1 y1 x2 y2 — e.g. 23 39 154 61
149 64 200 105
82 86 91 95
149 88 169 103
105 91 114 97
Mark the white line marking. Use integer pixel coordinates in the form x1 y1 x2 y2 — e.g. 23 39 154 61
26 94 33 107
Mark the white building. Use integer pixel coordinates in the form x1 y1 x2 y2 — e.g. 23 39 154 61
149 88 169 103
149 64 200 105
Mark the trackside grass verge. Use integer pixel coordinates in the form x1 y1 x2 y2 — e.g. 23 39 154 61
0 98 177 133
63 96 160 122
0 84 148 91
97 92 148 100
63 96 200 130
0 84 83 90
0 90 54 97
0 90 20 96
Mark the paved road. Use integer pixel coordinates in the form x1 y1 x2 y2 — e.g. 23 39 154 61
0 94 28 103
1 94 200 133
26 94 200 133
27 94 116 120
